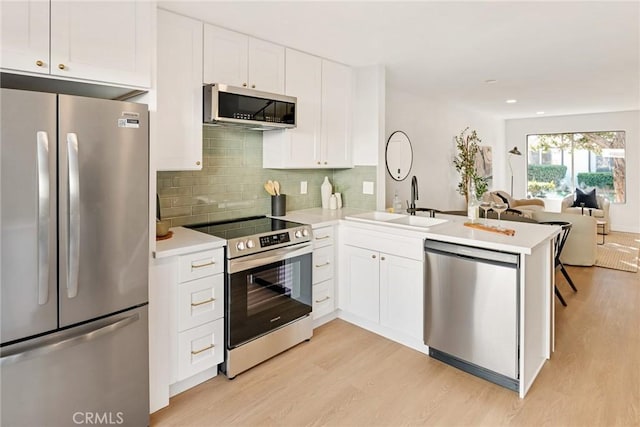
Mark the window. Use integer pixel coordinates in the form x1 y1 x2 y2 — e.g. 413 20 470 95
526 131 626 203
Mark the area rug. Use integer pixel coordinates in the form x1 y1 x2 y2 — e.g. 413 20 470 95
595 232 640 273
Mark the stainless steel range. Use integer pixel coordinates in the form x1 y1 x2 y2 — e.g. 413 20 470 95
188 216 313 378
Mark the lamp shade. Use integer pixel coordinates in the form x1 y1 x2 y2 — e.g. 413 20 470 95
508 146 522 156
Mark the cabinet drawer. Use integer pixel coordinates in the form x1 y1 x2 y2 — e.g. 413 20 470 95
177 319 224 381
313 279 335 319
313 245 334 284
178 248 224 282
313 226 334 248
178 274 224 332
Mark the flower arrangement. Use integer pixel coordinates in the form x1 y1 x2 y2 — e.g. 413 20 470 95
453 127 489 203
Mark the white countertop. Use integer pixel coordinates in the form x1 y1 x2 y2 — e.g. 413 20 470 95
272 207 368 228
343 212 560 255
425 214 559 254
153 226 226 258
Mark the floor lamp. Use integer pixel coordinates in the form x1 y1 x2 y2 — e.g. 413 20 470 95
508 146 522 195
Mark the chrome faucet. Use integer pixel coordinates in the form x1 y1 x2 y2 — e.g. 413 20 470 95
408 175 418 215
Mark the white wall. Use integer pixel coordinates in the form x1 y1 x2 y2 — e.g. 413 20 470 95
385 88 505 212
506 111 640 233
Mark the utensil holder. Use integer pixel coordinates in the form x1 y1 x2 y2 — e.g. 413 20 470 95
271 194 286 216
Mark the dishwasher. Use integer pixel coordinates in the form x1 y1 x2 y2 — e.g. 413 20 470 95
424 239 520 391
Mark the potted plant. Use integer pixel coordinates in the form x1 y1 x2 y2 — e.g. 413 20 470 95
453 127 489 203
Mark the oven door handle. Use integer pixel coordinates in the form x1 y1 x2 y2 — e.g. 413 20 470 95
229 243 312 274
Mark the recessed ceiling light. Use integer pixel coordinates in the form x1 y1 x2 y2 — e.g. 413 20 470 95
506 99 517 104
485 79 497 84
536 111 545 115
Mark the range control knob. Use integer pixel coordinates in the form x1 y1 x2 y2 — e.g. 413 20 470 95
302 229 310 237
294 230 303 239
236 241 246 251
246 239 255 249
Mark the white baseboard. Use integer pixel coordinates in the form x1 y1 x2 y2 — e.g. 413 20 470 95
169 366 218 397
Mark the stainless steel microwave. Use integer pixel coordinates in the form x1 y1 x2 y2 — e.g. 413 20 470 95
203 83 296 130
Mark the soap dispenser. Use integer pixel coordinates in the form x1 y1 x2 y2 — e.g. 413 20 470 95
393 192 403 213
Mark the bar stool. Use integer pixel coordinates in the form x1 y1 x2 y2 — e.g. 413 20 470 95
539 221 578 306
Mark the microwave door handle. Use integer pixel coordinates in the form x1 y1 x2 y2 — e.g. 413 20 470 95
67 133 80 299
37 131 50 305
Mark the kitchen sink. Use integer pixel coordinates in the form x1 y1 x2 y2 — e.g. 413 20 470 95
387 216 448 228
345 211 448 230
346 211 406 222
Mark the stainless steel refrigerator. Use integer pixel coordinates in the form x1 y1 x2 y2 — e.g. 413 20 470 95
1 88 149 426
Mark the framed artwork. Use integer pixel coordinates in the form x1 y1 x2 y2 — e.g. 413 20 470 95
475 146 493 181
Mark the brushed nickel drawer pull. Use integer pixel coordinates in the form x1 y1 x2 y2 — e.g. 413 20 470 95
191 297 215 307
191 260 215 270
314 261 330 268
315 296 330 303
315 235 331 240
191 344 214 355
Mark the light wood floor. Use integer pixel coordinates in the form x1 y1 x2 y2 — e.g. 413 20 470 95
152 264 640 427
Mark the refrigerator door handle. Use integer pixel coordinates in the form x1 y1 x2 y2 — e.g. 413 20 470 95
36 131 50 305
0 313 140 366
67 133 80 298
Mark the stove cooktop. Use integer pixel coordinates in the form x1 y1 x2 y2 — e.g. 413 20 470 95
187 216 312 258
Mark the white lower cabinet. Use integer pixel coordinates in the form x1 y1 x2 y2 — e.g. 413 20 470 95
177 274 224 333
339 225 424 343
172 248 225 387
177 318 224 380
379 253 424 340
312 278 335 319
312 225 336 325
342 245 381 323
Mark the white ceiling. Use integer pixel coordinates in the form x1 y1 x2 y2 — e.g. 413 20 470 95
160 1 640 120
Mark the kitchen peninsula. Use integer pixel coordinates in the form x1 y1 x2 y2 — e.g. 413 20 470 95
281 208 560 398
148 208 559 411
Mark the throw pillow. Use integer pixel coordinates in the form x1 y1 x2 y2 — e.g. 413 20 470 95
571 188 599 209
493 192 510 208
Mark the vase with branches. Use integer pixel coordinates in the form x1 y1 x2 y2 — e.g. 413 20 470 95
453 127 489 204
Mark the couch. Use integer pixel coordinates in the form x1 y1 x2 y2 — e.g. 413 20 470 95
561 193 610 234
531 211 597 266
482 190 545 216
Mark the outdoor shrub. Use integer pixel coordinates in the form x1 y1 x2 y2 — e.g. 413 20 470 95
527 164 567 186
577 172 613 189
528 180 556 197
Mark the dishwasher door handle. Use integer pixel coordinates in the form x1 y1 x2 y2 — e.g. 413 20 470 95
425 240 519 267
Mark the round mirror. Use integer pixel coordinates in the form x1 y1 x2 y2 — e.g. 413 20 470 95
385 131 413 181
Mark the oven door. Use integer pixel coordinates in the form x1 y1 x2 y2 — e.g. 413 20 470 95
227 243 312 348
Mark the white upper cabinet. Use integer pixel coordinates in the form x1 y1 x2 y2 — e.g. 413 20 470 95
263 49 322 168
322 60 352 168
50 1 152 87
0 1 50 74
263 50 353 169
247 38 285 93
0 0 152 88
203 25 248 87
155 9 203 171
203 24 284 93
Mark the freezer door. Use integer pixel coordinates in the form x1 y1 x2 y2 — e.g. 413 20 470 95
1 88 58 344
0 305 149 427
58 95 149 327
